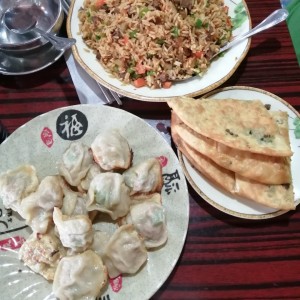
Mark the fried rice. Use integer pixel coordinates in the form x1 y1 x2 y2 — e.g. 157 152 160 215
78 0 233 89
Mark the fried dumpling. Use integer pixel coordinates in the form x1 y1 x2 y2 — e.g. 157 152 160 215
19 229 66 281
78 162 103 192
53 250 107 300
59 142 93 187
18 176 63 233
121 193 168 249
53 207 93 254
90 230 111 258
0 164 39 211
62 191 88 217
102 224 147 278
87 173 131 220
91 129 132 171
60 180 88 216
123 158 163 195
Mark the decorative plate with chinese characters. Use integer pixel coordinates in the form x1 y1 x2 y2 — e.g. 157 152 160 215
178 86 300 219
0 105 189 300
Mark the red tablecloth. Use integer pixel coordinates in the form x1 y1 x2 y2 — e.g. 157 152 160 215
1 0 300 299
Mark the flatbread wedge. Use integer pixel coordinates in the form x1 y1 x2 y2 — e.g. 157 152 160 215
168 97 293 157
171 112 291 184
235 173 295 211
172 130 236 194
172 128 295 211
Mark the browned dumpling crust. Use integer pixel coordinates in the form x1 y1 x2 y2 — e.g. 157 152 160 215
19 229 66 281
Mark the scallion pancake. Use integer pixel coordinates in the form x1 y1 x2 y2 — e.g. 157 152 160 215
171 112 291 184
168 97 293 157
172 132 295 210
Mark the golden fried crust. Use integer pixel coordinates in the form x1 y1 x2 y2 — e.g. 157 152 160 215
168 97 293 156
171 112 291 185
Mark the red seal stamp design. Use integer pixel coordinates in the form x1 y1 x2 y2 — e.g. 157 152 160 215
41 127 54 148
157 155 168 168
109 275 122 292
0 236 25 251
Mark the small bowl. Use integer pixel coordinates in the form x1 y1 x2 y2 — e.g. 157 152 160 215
0 0 63 52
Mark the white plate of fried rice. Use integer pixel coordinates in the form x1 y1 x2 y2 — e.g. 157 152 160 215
67 0 251 101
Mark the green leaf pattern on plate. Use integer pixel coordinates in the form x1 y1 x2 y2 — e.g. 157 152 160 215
293 117 300 139
232 1 248 30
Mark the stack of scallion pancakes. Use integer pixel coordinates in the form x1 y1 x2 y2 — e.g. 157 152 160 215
168 97 295 211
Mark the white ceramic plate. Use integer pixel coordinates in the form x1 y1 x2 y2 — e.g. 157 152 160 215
178 86 300 219
67 0 251 101
0 105 189 299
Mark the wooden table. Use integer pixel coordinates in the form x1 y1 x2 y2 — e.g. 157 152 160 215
1 0 300 299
